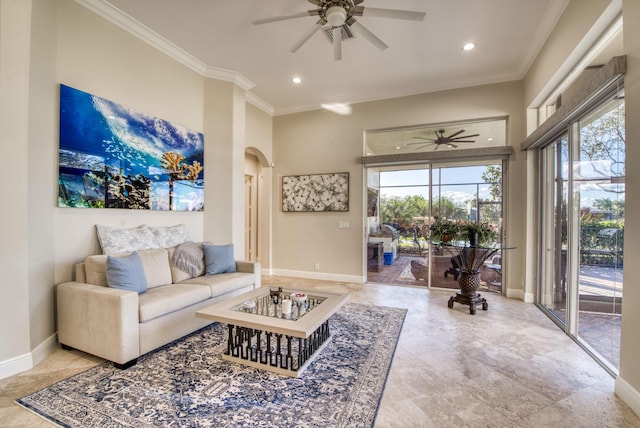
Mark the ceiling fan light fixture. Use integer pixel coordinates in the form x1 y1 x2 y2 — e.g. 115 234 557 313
326 6 347 27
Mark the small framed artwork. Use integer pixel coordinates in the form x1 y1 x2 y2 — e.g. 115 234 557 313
282 172 349 212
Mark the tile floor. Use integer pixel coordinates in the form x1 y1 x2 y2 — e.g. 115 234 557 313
1 277 638 427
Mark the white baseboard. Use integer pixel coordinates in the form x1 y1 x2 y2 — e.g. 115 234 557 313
506 288 524 300
0 333 58 380
504 288 535 303
615 375 640 417
523 291 535 303
270 268 364 284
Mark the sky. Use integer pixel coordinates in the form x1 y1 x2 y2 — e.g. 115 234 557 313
378 166 497 206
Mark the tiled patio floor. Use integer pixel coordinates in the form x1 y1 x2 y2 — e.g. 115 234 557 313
367 253 501 292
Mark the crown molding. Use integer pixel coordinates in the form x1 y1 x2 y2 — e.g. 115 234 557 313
515 0 569 79
245 91 275 116
73 0 272 113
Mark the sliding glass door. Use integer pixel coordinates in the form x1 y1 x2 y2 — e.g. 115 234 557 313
538 135 569 323
537 88 624 372
430 163 503 290
367 161 503 292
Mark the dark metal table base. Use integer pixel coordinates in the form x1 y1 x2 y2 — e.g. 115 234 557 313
448 291 488 315
224 320 331 377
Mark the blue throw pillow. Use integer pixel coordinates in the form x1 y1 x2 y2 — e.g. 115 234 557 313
203 243 237 275
105 251 148 293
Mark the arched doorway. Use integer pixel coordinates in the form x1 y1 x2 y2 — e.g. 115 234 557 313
244 147 272 267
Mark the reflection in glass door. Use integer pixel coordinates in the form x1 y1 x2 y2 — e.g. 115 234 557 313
539 135 569 324
575 95 625 370
537 88 624 372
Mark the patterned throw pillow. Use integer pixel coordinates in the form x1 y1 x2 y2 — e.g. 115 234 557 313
96 224 161 255
148 224 190 248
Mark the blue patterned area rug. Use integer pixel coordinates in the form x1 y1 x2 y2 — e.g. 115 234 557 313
16 303 406 427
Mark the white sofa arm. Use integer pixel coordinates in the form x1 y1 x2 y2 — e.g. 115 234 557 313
57 281 140 365
236 261 261 288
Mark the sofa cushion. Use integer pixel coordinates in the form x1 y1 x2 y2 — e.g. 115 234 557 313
149 224 190 248
105 252 148 294
85 255 109 286
96 224 160 255
168 245 207 283
203 243 236 275
138 248 172 289
182 272 254 298
138 283 211 322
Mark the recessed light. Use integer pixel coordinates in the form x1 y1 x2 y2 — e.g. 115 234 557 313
462 42 475 51
487 137 494 141
395 146 401 150
291 76 302 84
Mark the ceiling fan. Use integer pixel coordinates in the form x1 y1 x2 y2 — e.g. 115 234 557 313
408 129 480 150
252 1 426 61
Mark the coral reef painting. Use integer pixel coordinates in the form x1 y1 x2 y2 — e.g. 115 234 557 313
282 172 349 212
58 84 204 211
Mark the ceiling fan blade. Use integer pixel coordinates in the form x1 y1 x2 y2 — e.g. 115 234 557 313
453 133 480 139
290 20 325 53
450 140 476 143
333 26 342 61
362 8 426 21
252 10 316 25
446 130 465 138
351 6 365 16
350 21 388 51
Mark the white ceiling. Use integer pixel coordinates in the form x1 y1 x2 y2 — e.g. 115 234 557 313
90 0 568 115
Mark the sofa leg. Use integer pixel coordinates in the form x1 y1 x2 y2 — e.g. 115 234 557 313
60 343 74 351
114 358 138 370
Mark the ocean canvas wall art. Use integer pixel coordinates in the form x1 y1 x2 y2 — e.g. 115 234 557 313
58 84 205 211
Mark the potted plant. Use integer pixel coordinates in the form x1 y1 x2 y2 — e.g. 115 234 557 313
429 218 459 242
458 222 496 246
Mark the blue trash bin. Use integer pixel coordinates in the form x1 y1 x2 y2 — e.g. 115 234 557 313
383 252 393 265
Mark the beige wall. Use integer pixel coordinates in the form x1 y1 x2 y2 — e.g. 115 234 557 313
0 0 33 366
523 0 610 107
0 0 264 376
273 81 527 291
54 0 207 279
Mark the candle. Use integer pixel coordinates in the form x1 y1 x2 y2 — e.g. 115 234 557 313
281 299 292 314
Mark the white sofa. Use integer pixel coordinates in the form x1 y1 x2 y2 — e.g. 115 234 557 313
57 246 260 368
